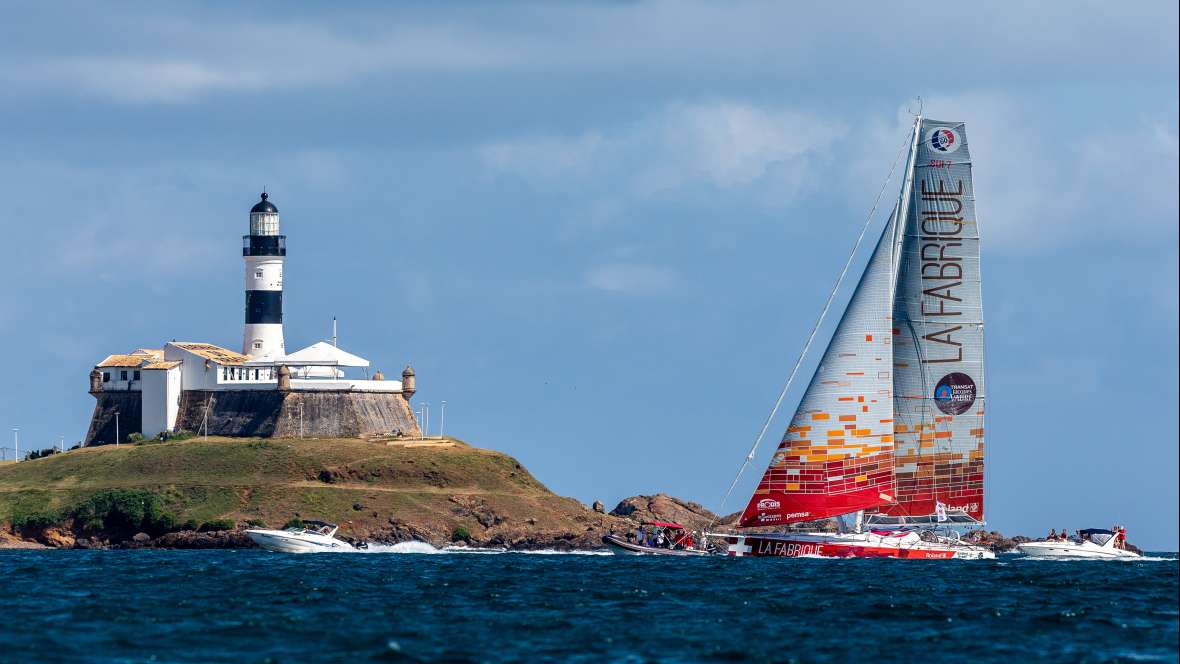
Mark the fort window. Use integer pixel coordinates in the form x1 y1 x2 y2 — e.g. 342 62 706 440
133 370 141 381
102 372 110 382
120 370 128 380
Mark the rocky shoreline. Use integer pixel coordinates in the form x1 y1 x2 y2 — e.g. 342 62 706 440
3 493 1107 555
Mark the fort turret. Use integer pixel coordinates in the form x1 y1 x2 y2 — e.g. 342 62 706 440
401 366 416 401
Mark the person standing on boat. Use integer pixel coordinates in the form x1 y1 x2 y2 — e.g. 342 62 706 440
1048 528 1057 540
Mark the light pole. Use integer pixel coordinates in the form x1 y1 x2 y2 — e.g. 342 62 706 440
440 401 447 438
11 428 18 462
114 411 120 447
59 435 65 453
424 403 430 437
299 402 304 439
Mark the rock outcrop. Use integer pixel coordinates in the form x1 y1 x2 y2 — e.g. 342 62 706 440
609 494 722 532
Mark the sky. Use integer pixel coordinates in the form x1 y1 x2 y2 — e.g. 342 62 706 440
0 1 1176 550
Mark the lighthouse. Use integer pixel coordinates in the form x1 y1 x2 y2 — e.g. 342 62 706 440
242 192 286 358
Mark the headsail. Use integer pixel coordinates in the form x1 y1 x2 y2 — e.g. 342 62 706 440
881 119 986 523
739 213 898 528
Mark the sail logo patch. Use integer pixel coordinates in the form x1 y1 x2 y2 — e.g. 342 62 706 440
757 498 781 510
933 372 976 415
927 127 961 154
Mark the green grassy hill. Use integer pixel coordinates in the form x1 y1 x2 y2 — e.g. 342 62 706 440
0 436 617 548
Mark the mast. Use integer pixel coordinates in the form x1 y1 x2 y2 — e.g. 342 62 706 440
858 113 922 534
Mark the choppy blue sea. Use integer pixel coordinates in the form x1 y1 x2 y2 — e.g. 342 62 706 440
1 548 1176 663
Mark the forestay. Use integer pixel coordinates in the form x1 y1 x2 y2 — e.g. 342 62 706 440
739 214 899 527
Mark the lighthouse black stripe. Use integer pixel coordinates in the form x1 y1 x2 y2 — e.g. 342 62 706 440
245 290 283 324
243 234 287 256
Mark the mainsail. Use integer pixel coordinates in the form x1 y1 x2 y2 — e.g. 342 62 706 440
739 213 899 527
738 116 986 528
881 119 986 522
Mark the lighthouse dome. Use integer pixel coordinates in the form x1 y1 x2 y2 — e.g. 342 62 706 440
251 192 278 214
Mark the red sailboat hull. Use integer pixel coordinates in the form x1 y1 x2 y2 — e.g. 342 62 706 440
717 532 993 560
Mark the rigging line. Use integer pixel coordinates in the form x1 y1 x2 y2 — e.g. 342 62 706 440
707 122 917 531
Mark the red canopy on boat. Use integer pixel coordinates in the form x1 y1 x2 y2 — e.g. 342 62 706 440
642 521 686 529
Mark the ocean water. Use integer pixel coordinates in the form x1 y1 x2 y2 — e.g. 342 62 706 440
1 549 1176 663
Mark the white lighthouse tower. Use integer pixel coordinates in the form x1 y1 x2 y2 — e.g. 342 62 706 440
242 192 286 358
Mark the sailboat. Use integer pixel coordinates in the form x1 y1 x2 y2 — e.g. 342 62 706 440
711 113 994 560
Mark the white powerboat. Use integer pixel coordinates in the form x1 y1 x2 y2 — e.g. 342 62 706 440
246 521 359 553
1017 528 1140 560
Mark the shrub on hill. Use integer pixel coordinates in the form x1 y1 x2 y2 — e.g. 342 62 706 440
11 508 64 530
282 518 305 530
71 489 177 537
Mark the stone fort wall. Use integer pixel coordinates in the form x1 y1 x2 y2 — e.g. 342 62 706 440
85 390 420 444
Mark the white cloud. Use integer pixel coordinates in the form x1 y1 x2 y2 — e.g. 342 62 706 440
636 103 846 194
30 20 529 103
51 58 258 104
3 3 1175 106
481 101 844 201
585 264 677 295
481 134 608 184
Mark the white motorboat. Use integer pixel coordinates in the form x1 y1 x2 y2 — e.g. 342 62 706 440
246 520 359 553
1017 528 1140 560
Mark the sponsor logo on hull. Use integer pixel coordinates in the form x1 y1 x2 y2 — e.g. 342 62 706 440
725 536 978 560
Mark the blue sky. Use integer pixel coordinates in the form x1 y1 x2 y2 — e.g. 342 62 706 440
1 2 1176 549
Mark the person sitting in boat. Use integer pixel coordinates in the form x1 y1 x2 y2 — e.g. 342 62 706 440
1058 527 1068 541
1047 528 1057 540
